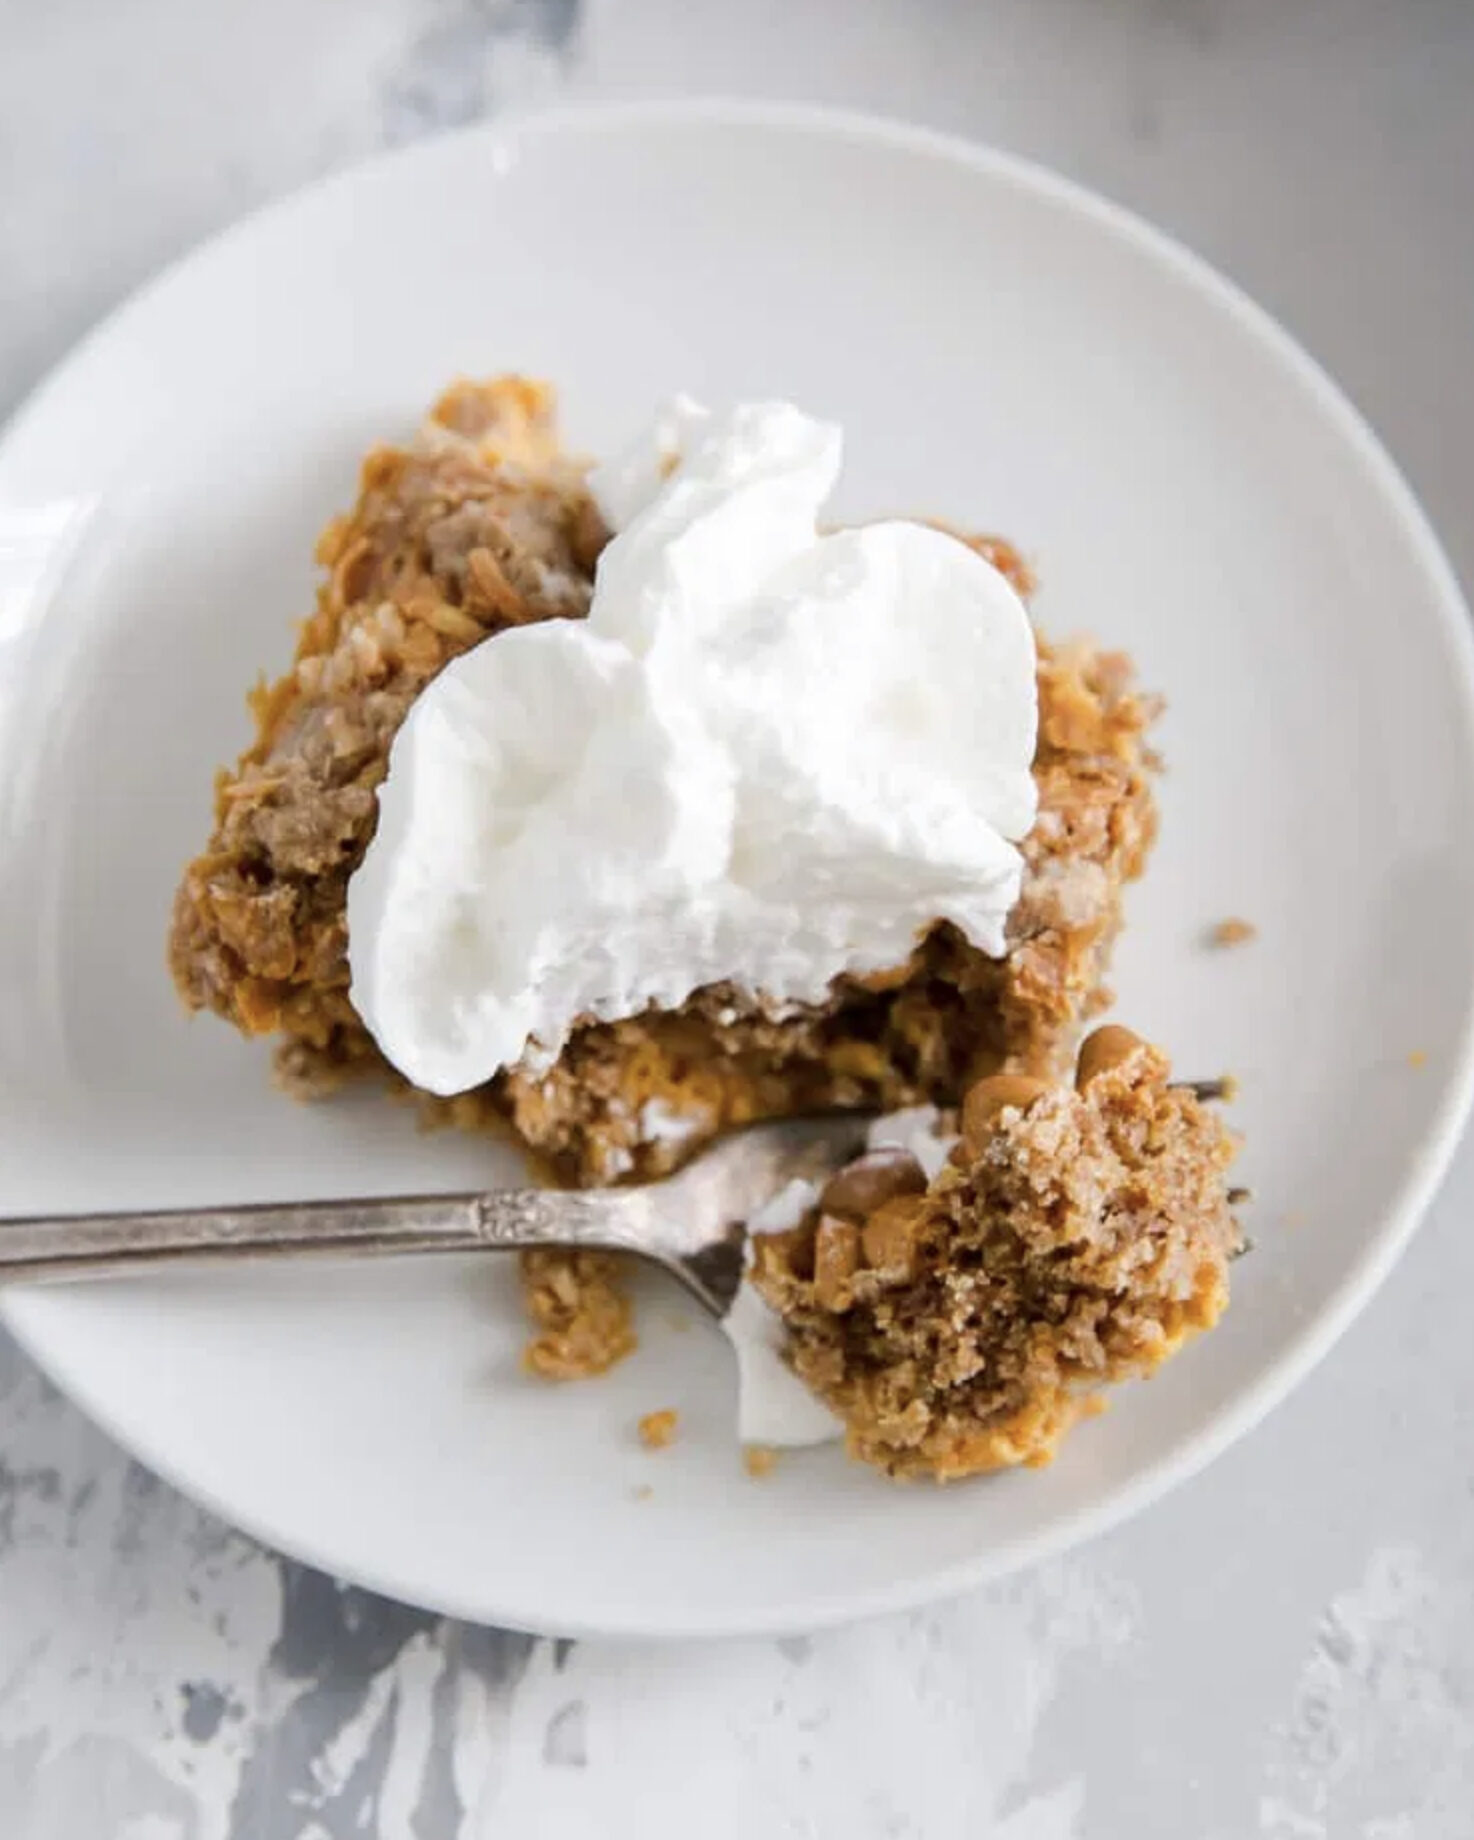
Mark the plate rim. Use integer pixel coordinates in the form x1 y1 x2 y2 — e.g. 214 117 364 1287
4 96 1474 1638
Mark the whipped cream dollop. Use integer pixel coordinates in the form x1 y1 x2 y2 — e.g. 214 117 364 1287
348 397 1039 1096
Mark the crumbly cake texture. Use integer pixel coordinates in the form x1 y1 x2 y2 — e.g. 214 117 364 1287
519 1248 636 1381
750 1027 1240 1481
168 375 1161 1380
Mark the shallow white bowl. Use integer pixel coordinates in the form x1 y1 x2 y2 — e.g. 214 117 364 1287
2 101 1472 1638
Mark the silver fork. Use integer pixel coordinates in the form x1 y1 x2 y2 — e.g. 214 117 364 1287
0 1116 869 1317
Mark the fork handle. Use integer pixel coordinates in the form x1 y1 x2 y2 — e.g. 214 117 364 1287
0 1187 643 1283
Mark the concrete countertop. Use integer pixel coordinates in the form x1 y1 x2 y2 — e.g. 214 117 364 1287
3 2 1474 1835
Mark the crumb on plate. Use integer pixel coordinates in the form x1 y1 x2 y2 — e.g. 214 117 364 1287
520 1248 636 1380
637 1408 679 1450
1206 917 1257 948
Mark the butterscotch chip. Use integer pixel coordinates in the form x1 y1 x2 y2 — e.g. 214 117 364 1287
819 1148 928 1220
637 1409 679 1450
859 1196 925 1282
812 1215 863 1310
1074 1024 1145 1089
742 1445 780 1479
960 1074 1048 1147
811 1214 856 1299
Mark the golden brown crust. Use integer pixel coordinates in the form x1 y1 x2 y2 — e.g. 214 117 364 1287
750 1027 1239 1480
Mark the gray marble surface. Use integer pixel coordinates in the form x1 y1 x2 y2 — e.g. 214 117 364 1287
5 2 1474 1835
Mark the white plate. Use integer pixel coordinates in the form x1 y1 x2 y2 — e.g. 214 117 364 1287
2 102 1472 1639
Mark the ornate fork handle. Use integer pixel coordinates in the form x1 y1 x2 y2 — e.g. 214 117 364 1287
0 1116 868 1318
0 1186 659 1283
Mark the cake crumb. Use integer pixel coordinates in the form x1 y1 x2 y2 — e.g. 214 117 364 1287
743 1445 780 1479
637 1408 679 1450
1207 917 1257 948
1407 1049 1428 1070
521 1248 636 1380
631 1483 654 1502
